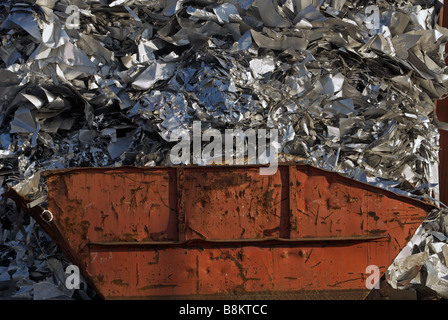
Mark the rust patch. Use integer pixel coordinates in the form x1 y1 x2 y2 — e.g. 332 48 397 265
138 284 179 290
202 173 251 190
80 220 90 240
368 211 380 221
111 279 129 287
369 229 386 234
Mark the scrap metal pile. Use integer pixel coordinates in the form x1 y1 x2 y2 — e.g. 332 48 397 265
1 0 448 299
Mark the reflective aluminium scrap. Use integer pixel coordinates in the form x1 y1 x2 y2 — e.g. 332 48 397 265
0 0 448 299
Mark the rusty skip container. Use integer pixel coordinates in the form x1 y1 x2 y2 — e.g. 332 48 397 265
6 163 436 299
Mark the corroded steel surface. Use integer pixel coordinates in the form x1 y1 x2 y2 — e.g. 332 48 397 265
7 164 436 299
439 4 448 205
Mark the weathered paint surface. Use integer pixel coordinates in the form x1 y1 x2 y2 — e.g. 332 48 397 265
8 164 436 299
438 4 448 205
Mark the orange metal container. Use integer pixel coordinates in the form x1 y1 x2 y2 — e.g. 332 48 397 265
6 164 436 299
438 4 448 205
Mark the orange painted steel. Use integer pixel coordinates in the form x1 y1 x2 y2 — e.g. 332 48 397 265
6 164 436 299
437 4 448 205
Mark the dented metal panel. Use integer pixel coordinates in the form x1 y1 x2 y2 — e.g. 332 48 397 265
182 167 288 240
6 164 436 299
85 245 377 299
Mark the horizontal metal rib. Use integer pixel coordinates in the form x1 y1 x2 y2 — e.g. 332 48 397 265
88 235 388 248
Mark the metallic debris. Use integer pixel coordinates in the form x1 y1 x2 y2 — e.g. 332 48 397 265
0 0 448 299
387 208 448 299
0 199 93 299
